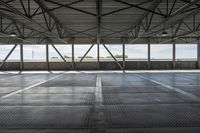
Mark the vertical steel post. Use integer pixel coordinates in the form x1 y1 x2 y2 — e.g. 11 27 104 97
0 16 2 32
123 43 125 70
20 44 24 71
96 0 102 70
173 43 176 69
72 43 75 70
97 43 100 69
197 41 200 69
46 44 49 70
148 43 151 69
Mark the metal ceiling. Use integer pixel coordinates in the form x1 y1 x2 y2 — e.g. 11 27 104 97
0 0 200 44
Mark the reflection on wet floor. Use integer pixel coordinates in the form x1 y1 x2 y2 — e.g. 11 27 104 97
0 71 200 133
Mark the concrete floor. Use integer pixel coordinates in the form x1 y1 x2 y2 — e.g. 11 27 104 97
0 71 200 133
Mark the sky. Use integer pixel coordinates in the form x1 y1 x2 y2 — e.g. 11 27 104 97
0 44 197 60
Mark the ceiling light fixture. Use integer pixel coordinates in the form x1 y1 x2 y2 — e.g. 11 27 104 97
9 22 17 37
9 32 17 37
161 31 168 37
161 21 168 37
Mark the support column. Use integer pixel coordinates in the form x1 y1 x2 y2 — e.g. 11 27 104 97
72 43 75 70
97 43 100 69
123 43 125 70
198 42 200 69
148 43 151 69
173 43 176 69
96 0 102 70
46 44 49 70
20 44 24 71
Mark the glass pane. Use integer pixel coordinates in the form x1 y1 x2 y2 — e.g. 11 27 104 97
176 44 197 61
126 44 147 61
100 45 122 61
75 44 97 61
49 45 72 62
7 45 20 62
23 45 46 62
151 44 172 60
0 45 17 61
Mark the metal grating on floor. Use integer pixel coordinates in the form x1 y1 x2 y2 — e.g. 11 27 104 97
106 127 200 133
0 73 97 132
23 87 96 94
100 72 200 132
0 129 91 133
104 104 200 128
40 74 97 87
0 71 200 132
103 92 198 105
102 86 173 93
0 94 95 105
0 106 93 129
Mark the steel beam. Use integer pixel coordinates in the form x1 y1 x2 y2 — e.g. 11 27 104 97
128 0 200 43
51 44 71 69
0 31 27 43
102 0 153 17
198 42 200 69
96 0 102 44
34 0 70 43
148 43 151 69
103 44 123 70
32 0 84 16
80 44 95 62
114 0 166 17
0 0 68 44
148 9 200 44
97 44 100 69
173 43 176 69
44 0 96 16
20 43 24 71
64 27 96 38
0 44 17 69
46 44 49 70
0 16 33 43
96 0 102 69
127 0 162 43
158 30 200 44
72 43 75 70
34 0 92 38
122 43 125 69
34 0 96 38
149 0 200 31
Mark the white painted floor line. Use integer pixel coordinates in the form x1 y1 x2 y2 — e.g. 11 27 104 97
1 70 200 74
0 71 67 74
95 74 103 102
136 74 200 102
0 71 66 81
93 74 106 132
126 70 200 73
20 71 66 74
0 71 21 74
0 73 64 99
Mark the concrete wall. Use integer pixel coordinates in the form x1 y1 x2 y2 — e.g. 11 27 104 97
0 61 198 70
